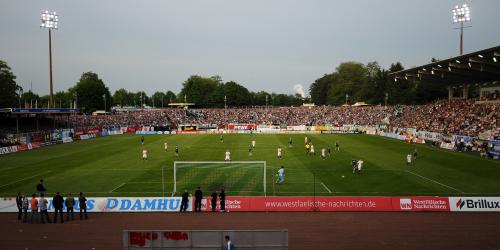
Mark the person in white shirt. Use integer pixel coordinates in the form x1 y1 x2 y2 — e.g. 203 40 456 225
142 149 148 160
310 144 315 155
251 140 256 149
277 147 283 159
406 154 412 166
357 159 364 174
276 166 285 184
224 235 235 250
164 142 168 152
225 149 231 161
321 148 326 160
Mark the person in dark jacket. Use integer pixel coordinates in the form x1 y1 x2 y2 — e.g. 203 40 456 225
79 192 88 220
36 179 46 196
180 190 189 212
65 193 75 221
16 192 23 220
219 188 226 212
211 191 217 212
52 192 64 223
194 187 203 212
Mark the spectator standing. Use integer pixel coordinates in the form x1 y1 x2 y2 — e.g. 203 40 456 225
194 187 203 212
219 188 226 212
180 190 189 212
65 193 75 221
22 193 29 222
30 193 38 224
39 194 51 224
16 192 23 220
211 191 217 212
53 192 64 223
79 192 88 220
36 179 46 196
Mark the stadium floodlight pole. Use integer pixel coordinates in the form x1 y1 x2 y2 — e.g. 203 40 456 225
452 4 471 55
40 10 59 108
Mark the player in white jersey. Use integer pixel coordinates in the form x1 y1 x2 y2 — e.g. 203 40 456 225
406 154 412 166
225 149 231 161
321 148 326 160
357 159 364 174
304 136 308 144
277 147 283 159
164 142 168 152
310 144 315 155
142 149 148 160
251 140 256 149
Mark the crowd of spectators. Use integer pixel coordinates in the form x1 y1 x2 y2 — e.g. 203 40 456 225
1 98 496 139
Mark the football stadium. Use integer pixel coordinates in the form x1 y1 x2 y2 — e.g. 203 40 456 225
1 1 500 249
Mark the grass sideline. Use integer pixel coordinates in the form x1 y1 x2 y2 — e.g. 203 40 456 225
0 134 499 197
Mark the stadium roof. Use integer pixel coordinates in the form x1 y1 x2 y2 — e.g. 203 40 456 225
389 45 500 85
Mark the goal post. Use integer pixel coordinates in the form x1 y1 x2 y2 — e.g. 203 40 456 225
170 161 267 197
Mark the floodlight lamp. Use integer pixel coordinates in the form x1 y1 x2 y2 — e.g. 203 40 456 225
40 10 59 29
452 4 471 23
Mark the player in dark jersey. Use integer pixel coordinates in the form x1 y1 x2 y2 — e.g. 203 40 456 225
175 145 179 158
351 159 358 174
248 143 253 156
141 136 144 145
220 134 224 143
335 141 340 151
289 137 293 148
327 146 331 157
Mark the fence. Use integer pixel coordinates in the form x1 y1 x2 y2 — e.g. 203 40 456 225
123 229 288 250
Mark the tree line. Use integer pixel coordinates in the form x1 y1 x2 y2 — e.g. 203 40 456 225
309 61 448 105
1 58 451 114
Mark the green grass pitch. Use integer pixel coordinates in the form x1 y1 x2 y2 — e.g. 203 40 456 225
1 134 499 197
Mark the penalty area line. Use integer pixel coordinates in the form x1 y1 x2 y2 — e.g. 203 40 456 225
405 170 464 193
320 182 333 194
109 182 126 193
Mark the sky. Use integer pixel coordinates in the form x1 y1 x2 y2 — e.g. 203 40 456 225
1 0 499 96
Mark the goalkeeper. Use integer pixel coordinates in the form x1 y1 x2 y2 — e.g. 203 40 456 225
276 166 285 184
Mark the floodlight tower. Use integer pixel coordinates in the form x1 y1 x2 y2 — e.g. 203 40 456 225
452 4 471 55
40 10 59 108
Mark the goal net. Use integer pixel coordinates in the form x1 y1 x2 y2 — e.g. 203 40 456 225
170 161 266 196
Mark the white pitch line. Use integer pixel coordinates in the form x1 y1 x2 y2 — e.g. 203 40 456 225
109 182 126 193
0 171 52 188
405 170 464 193
320 182 333 194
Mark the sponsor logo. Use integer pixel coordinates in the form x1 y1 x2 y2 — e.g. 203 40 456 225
400 198 412 210
456 199 465 209
460 199 500 209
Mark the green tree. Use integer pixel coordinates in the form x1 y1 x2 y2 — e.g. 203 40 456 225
223 81 251 107
0 59 21 108
21 91 40 108
165 91 176 104
309 74 333 105
54 91 72 108
152 91 166 107
178 75 223 107
73 72 111 113
113 88 129 107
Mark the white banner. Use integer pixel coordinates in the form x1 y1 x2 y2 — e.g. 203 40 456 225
449 197 500 212
0 197 192 212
